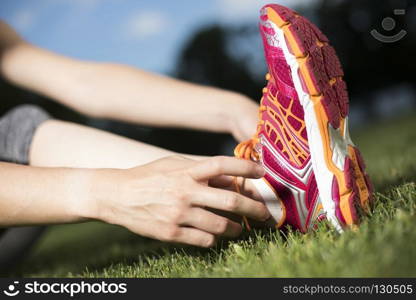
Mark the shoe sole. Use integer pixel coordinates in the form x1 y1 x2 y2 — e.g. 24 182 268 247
262 4 373 229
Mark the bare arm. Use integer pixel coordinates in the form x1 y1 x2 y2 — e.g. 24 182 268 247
0 162 93 226
0 21 257 141
0 157 269 247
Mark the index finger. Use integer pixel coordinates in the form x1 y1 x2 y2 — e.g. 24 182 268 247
189 156 265 181
191 186 270 221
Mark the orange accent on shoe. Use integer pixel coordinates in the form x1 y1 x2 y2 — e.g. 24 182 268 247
265 73 271 80
266 7 289 28
312 203 324 220
261 178 286 229
233 177 251 231
348 146 371 209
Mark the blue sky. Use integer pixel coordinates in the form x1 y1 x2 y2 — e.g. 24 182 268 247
0 0 309 73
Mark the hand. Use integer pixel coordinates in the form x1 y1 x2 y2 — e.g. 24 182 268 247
227 95 259 142
90 156 269 247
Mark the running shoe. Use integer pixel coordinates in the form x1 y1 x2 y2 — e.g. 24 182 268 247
235 3 373 232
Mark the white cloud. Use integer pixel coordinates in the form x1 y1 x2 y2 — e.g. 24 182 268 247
12 10 37 31
216 0 318 22
217 0 269 19
10 0 101 32
45 0 100 10
123 11 168 40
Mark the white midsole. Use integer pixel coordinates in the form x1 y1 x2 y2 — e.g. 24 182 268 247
249 177 285 225
268 20 344 232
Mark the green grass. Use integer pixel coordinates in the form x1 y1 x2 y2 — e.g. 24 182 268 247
11 114 416 277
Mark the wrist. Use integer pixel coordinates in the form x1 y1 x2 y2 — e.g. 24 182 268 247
84 167 128 224
221 92 251 131
69 168 115 222
223 93 259 141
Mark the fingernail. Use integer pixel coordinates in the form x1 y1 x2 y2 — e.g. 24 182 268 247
206 237 216 248
262 207 271 221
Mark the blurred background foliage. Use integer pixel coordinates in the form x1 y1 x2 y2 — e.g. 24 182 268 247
0 0 415 156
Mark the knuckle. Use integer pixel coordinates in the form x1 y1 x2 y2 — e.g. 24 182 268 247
215 155 228 162
256 203 270 220
211 156 225 173
214 218 229 234
202 235 216 248
163 226 181 241
224 194 239 211
172 189 189 204
247 161 257 171
169 206 185 224
177 191 186 202
241 160 255 173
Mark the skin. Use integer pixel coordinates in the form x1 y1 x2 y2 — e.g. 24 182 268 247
0 156 268 247
0 22 258 142
0 21 265 247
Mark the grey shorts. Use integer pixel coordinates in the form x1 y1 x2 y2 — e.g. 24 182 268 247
0 104 51 164
0 104 51 273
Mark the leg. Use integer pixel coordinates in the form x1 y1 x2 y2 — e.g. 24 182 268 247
30 120 202 169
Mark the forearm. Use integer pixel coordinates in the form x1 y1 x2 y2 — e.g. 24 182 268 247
0 162 95 226
75 63 251 133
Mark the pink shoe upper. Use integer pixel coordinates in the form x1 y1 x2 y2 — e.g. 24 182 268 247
254 6 325 232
